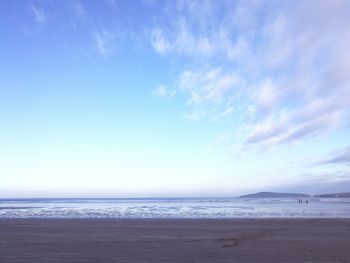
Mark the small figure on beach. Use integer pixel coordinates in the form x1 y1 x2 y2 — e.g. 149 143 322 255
305 200 309 204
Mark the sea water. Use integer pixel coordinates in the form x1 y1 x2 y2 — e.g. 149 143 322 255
0 198 349 218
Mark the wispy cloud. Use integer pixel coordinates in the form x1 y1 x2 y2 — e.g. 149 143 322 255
179 68 239 105
31 6 47 24
242 109 343 153
150 0 350 153
316 146 350 166
93 30 114 56
149 1 263 60
150 21 216 57
152 85 176 98
72 0 86 17
300 170 350 185
150 29 171 54
272 172 350 194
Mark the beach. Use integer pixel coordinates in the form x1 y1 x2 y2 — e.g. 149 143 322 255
1 219 349 262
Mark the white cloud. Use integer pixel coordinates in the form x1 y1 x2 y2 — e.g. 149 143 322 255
183 111 202 121
152 85 176 98
72 1 86 17
315 146 350 166
93 30 114 56
244 110 342 153
150 17 217 57
254 79 280 112
150 29 171 54
151 0 350 152
179 68 239 104
31 6 47 24
149 1 265 60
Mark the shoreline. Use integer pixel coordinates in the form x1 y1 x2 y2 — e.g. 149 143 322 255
0 217 350 222
1 218 350 262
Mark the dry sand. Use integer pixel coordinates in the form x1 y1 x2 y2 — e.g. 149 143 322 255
0 219 349 262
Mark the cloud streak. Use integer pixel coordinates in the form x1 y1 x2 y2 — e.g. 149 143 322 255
31 6 47 24
72 1 86 17
316 146 350 166
93 30 115 56
152 85 176 98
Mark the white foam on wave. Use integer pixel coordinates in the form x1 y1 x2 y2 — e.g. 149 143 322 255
0 198 349 218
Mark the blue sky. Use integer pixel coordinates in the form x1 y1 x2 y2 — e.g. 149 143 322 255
1 0 349 197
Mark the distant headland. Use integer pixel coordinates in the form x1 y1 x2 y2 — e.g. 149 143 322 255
314 192 350 198
238 191 350 198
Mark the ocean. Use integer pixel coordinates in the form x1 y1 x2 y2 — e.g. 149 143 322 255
0 197 349 218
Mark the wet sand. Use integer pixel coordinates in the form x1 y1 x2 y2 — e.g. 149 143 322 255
0 219 349 262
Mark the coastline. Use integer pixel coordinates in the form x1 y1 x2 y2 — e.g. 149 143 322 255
1 218 349 262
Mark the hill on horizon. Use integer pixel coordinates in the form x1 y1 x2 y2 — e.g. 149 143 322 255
239 192 310 198
314 192 350 198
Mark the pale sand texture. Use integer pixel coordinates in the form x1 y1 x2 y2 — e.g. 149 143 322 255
0 219 349 262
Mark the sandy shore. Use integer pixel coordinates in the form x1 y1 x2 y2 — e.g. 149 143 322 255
0 219 349 262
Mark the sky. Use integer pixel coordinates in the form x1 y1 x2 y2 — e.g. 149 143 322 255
0 0 349 197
